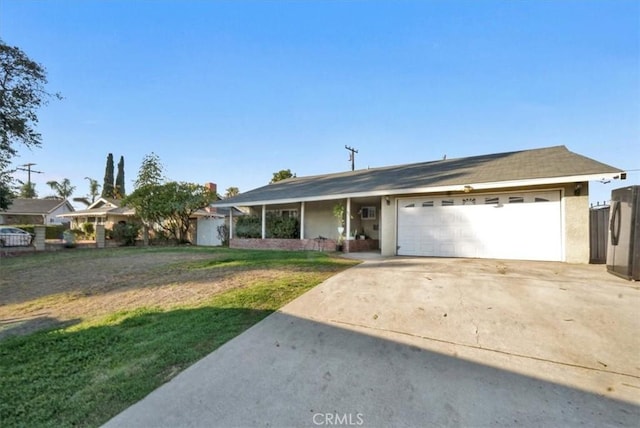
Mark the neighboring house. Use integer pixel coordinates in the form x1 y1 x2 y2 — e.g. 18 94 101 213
211 146 626 263
57 197 135 229
0 198 75 225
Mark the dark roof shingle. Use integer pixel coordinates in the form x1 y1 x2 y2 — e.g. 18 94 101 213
215 146 622 206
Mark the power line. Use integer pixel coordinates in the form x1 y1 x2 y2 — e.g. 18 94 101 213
16 163 44 186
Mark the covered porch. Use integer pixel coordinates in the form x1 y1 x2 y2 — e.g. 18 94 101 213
228 196 382 253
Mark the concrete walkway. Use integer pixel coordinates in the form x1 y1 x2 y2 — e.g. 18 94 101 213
104 257 640 427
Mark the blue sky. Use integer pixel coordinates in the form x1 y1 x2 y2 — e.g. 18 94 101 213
1 0 638 205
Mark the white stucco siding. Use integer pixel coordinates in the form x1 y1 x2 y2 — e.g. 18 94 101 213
303 201 339 240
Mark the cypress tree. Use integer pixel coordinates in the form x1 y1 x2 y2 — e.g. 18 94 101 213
101 153 115 198
115 155 125 198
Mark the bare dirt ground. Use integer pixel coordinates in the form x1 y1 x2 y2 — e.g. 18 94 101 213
0 249 299 339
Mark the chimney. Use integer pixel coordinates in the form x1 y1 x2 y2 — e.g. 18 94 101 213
205 182 217 213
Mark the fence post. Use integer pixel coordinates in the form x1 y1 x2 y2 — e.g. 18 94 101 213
95 225 106 248
33 225 46 251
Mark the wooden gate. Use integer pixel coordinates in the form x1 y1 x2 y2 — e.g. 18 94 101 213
589 205 610 264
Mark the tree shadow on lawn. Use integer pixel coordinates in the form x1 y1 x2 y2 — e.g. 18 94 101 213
0 316 82 340
0 306 274 428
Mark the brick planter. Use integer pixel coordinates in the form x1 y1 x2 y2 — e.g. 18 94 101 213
230 238 379 253
231 238 337 252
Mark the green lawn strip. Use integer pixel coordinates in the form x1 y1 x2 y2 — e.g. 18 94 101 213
0 253 357 428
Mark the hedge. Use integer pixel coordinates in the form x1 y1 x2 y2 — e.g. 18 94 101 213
11 224 69 239
235 214 299 239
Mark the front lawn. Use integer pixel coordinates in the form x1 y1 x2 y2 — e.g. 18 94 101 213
0 247 357 427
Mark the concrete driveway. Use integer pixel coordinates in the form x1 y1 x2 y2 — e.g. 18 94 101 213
104 257 640 427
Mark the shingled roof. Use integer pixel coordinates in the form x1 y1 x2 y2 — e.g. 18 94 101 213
213 146 623 207
2 198 72 214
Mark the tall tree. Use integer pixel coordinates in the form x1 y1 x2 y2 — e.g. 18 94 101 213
125 181 215 243
73 177 100 206
101 153 114 198
115 155 125 198
46 178 75 199
270 169 295 183
18 182 37 198
0 39 61 209
224 187 240 198
85 177 100 203
134 152 164 189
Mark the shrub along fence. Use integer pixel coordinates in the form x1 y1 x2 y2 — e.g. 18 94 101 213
11 224 69 240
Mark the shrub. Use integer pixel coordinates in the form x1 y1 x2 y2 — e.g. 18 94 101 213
235 216 261 238
217 224 229 246
234 214 299 239
82 222 95 239
12 224 69 239
267 214 299 239
111 223 141 246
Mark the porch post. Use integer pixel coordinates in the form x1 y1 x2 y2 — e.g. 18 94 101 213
261 204 266 239
300 202 305 240
229 208 233 240
346 197 351 240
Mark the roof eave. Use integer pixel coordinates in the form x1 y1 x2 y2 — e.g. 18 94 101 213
210 171 625 207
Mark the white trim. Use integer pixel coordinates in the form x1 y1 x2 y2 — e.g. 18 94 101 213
300 202 305 240
346 198 351 241
211 173 623 208
261 204 266 239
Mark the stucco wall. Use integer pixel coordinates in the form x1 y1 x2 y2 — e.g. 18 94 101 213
303 201 340 240
380 196 397 257
563 182 590 263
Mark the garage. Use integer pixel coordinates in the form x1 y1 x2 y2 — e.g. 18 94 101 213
397 190 563 261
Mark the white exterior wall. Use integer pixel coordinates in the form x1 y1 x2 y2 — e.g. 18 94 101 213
303 200 340 240
47 204 72 224
380 196 397 256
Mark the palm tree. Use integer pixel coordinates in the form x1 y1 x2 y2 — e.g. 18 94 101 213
224 187 240 198
73 177 101 207
46 178 75 199
85 177 100 203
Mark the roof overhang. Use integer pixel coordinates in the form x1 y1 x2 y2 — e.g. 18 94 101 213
211 171 625 208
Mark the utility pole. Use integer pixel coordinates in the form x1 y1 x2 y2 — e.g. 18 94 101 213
16 163 44 188
345 145 358 171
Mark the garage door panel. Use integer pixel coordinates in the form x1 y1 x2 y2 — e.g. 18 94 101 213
397 191 562 261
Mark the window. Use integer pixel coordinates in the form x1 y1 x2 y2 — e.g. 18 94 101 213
535 197 549 202
360 206 376 220
267 209 298 218
462 198 476 205
441 200 454 206
404 203 415 208
281 209 298 219
422 201 434 207
508 196 524 203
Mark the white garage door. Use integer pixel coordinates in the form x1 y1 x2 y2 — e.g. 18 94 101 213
397 191 562 261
